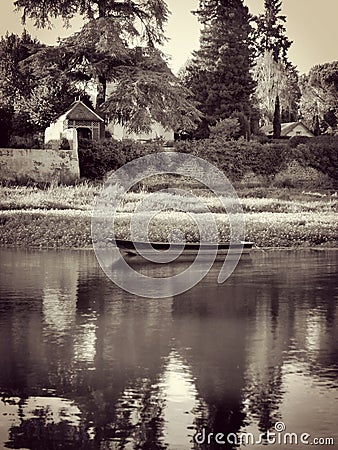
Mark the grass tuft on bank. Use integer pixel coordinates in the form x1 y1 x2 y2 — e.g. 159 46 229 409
0 184 337 248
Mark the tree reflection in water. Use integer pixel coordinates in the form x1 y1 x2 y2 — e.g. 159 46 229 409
0 249 337 449
172 279 255 449
3 396 90 449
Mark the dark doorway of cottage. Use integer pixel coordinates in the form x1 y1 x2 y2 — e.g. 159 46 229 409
77 127 92 140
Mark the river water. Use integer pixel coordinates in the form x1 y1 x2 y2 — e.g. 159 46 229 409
0 248 337 449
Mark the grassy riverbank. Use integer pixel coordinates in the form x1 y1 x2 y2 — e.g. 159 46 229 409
0 184 337 248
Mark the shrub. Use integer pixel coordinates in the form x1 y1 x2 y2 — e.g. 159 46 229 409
251 133 270 144
241 142 288 177
9 134 43 149
274 159 332 189
78 138 163 180
288 135 311 148
78 139 124 179
59 138 70 150
230 111 251 140
209 118 240 140
174 137 288 181
77 134 337 186
289 136 338 184
306 136 338 181
273 177 295 189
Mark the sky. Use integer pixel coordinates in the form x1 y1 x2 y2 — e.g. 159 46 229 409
0 0 337 75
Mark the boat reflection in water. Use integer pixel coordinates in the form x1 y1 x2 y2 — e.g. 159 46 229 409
0 249 337 449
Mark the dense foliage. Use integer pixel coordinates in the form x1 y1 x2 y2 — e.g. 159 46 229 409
174 138 288 180
183 0 255 138
78 138 164 179
176 134 337 186
4 0 336 140
252 0 291 64
78 132 338 187
251 1 300 126
291 136 338 182
14 0 169 42
0 106 13 147
0 31 88 144
299 62 338 135
13 0 200 134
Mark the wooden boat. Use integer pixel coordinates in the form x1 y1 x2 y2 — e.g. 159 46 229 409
115 239 253 260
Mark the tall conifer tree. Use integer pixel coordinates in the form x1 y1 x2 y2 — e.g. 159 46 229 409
273 94 281 138
184 0 255 137
253 0 291 64
252 0 300 126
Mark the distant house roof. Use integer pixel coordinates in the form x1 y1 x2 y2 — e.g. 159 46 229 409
261 121 314 137
61 100 104 122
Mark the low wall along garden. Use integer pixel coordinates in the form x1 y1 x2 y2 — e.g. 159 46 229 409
0 148 80 184
1 134 337 188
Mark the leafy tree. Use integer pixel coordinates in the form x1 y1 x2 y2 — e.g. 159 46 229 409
14 0 169 43
0 31 89 138
14 0 200 133
252 0 291 64
279 63 300 122
0 32 42 138
0 31 42 107
273 94 281 138
299 62 338 134
19 74 89 129
184 0 255 138
102 50 201 133
14 0 169 102
17 43 92 127
209 118 240 140
251 0 299 127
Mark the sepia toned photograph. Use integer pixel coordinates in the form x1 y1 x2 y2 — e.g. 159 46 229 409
0 0 337 448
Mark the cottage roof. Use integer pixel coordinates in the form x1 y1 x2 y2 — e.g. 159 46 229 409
261 121 314 137
63 100 104 122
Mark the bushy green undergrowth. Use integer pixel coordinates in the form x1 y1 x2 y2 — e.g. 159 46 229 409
175 138 288 180
78 135 338 189
78 138 164 180
292 136 338 181
175 135 338 186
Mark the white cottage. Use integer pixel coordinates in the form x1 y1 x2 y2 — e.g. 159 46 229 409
262 121 315 138
45 100 105 146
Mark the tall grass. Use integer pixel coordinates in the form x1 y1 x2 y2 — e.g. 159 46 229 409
0 184 337 214
0 182 98 211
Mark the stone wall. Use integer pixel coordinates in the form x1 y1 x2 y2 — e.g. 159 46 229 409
0 147 80 184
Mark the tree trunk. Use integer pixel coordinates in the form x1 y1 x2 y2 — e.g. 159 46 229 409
313 114 320 136
96 75 107 109
98 0 107 18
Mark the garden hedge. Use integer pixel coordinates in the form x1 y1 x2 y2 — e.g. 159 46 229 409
78 135 337 186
